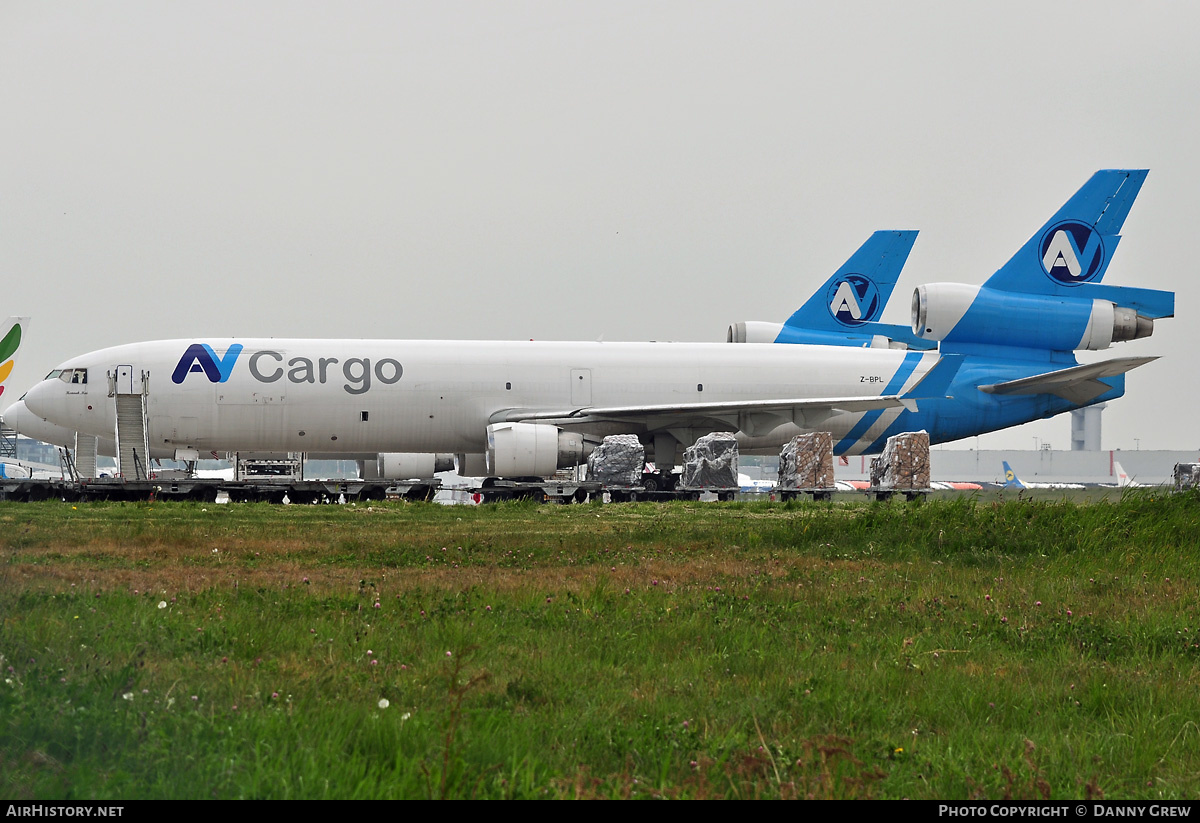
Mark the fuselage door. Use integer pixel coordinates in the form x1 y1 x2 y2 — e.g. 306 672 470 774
116 365 138 395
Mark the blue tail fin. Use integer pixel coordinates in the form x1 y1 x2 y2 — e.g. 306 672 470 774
773 231 933 349
786 230 916 328
1001 461 1025 489
984 170 1147 295
913 171 1172 355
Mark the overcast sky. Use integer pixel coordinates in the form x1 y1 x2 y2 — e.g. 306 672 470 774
3 1 1196 451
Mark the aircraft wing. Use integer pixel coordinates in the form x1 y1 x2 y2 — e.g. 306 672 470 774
497 394 912 437
498 354 962 434
978 356 1157 405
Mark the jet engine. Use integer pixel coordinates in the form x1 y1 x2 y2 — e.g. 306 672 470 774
726 322 783 343
376 452 455 480
911 284 1154 351
485 423 590 477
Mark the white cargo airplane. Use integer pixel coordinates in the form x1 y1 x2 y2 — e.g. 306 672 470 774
16 171 1172 486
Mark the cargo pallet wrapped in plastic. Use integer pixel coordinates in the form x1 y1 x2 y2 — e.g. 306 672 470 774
777 432 835 500
869 431 930 498
1174 463 1200 493
587 434 645 487
681 432 739 490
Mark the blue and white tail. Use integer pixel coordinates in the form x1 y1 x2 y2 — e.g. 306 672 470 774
729 230 933 349
1001 461 1025 489
911 171 1172 358
985 170 1147 295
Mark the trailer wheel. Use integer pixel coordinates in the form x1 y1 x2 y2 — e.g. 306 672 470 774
404 485 432 502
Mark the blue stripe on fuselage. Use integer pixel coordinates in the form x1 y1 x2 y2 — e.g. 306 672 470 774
834 351 923 454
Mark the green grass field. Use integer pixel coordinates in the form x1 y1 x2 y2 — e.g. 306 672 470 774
3 492 1199 799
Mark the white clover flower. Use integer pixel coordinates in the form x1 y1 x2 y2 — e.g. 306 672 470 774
157 601 167 609
378 698 389 709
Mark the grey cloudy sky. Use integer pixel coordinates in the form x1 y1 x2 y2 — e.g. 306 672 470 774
2 1 1196 451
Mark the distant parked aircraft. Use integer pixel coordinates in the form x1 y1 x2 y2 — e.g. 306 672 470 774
931 481 984 491
737 472 775 493
1110 460 1152 488
1001 461 1084 490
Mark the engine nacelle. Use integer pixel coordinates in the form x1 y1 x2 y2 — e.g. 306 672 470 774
486 423 589 477
455 453 489 477
911 283 1153 351
376 452 456 480
727 321 783 343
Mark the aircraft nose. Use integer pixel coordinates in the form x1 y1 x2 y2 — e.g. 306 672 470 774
20 379 63 425
2 397 35 437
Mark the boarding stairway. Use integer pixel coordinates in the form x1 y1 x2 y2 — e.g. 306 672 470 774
111 366 150 482
0 426 16 459
74 433 98 480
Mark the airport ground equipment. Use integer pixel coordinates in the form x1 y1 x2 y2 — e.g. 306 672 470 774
471 476 598 504
777 432 837 501
0 425 16 459
0 475 435 503
868 432 931 501
236 453 302 482
1174 464 1200 492
0 477 73 502
110 366 151 481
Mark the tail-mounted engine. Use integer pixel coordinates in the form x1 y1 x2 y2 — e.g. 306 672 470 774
727 321 784 343
911 283 1157 351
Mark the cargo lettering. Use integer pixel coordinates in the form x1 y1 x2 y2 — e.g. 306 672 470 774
248 350 402 395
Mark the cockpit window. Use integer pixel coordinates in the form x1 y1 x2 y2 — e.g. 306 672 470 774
45 370 61 380
56 368 87 384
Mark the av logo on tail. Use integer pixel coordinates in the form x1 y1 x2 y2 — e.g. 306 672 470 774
1040 221 1104 285
826 275 880 327
171 343 244 384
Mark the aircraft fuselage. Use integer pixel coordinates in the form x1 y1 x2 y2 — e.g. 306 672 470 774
21 337 1122 458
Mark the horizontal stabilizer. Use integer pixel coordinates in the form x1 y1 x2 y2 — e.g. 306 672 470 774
979 356 1156 405
1074 283 1174 319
